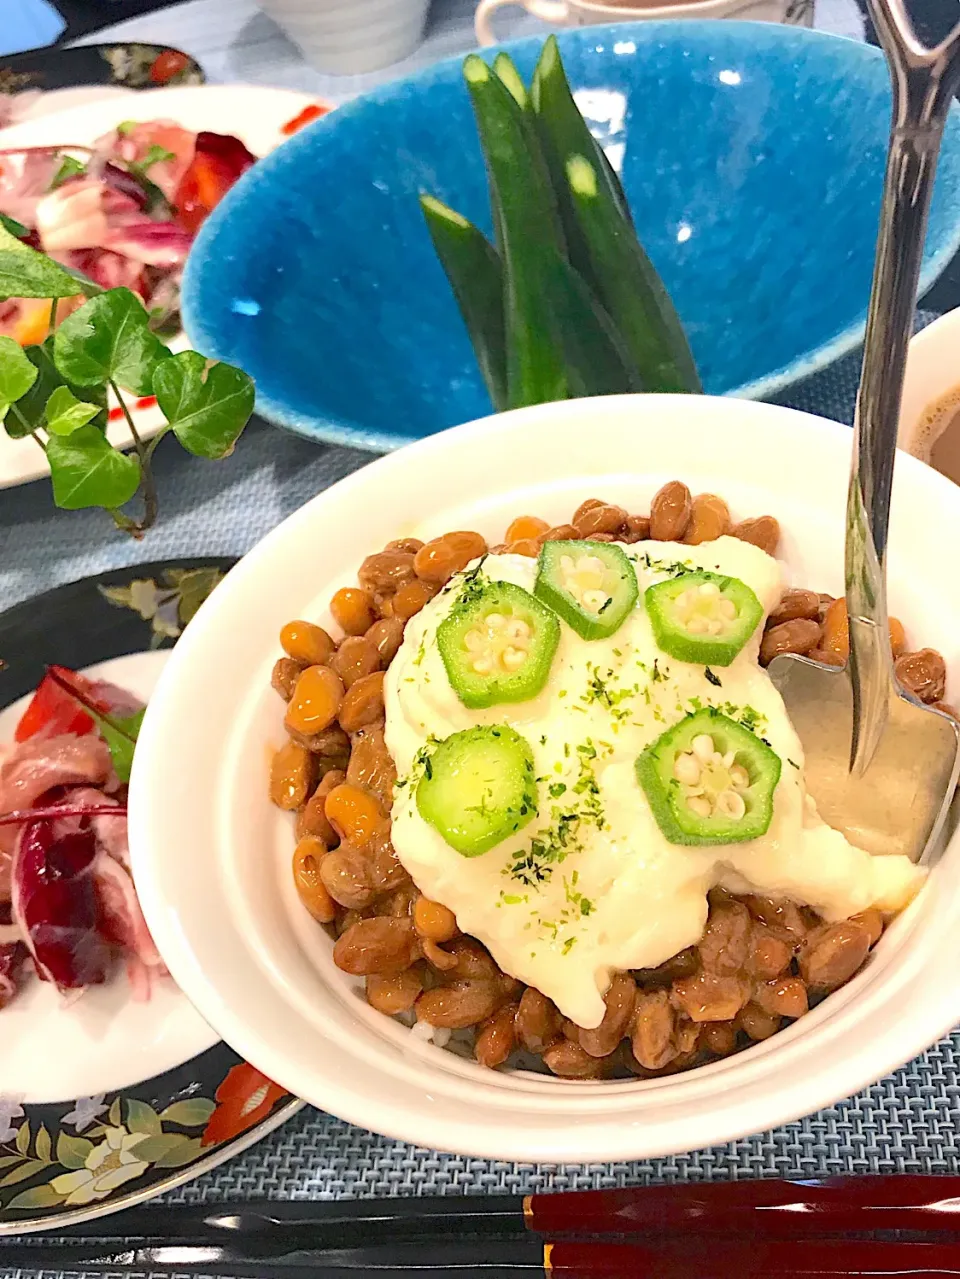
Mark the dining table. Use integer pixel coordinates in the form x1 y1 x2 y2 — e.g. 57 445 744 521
2 0 960 1276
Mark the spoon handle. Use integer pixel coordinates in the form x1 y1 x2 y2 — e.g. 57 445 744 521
848 0 960 774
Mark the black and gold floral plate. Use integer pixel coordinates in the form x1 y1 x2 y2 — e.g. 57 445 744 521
0 559 301 1234
0 42 203 100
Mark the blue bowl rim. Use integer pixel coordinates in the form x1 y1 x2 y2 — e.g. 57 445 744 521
182 19 960 453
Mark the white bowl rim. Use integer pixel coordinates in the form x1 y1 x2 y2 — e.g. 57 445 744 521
129 393 960 1162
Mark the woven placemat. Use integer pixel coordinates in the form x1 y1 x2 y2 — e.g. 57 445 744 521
1 317 956 1279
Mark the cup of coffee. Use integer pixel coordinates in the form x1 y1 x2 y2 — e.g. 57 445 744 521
899 308 960 486
475 0 813 45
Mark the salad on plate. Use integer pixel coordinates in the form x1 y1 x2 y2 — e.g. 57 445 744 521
0 119 256 345
0 665 163 1010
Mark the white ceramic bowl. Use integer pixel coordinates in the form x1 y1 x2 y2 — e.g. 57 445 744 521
256 0 430 75
129 394 960 1162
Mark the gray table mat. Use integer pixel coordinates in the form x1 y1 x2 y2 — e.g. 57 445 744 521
1 317 957 1278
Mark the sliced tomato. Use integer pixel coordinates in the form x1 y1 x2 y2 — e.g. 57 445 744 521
173 132 256 235
14 666 107 742
150 50 191 84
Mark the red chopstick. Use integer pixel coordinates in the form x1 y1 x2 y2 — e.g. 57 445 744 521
528 1174 960 1239
546 1238 960 1277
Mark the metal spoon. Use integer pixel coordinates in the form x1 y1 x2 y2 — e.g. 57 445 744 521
769 0 960 861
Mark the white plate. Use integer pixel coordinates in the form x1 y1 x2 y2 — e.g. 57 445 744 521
0 650 217 1104
129 393 960 1163
0 84 324 491
9 86 137 124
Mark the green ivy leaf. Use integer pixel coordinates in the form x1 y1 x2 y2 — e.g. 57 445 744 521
159 1098 216 1127
154 1136 204 1168
9 339 107 439
153 351 255 459
0 1158 48 1187
137 145 175 175
15 1123 30 1156
34 1126 51 1164
47 425 141 511
0 335 39 428
0 222 98 300
55 1132 93 1171
54 288 170 395
6 1183 67 1210
125 1098 163 1138
45 385 102 437
132 1133 191 1163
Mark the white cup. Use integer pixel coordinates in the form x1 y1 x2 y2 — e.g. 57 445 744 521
475 0 813 44
257 0 431 75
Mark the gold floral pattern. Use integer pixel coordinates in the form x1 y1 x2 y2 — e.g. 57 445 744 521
0 1065 291 1218
50 1127 151 1207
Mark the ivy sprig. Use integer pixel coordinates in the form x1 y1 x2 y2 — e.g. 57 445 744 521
0 220 254 536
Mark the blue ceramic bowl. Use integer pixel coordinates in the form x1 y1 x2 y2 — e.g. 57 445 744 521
182 22 960 452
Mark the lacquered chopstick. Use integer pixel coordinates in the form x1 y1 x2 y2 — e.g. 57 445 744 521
42 1175 960 1254
527 1173 960 1239
4 1237 960 1277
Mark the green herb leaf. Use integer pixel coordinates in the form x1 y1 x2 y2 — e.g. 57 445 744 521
54 288 170 394
0 335 39 425
47 425 141 510
44 385 101 436
125 147 177 214
153 350 255 459
135 145 175 175
0 213 29 240
51 155 87 189
9 338 107 438
117 120 137 135
97 707 145 784
0 222 99 300
45 663 143 780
